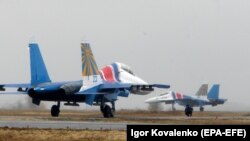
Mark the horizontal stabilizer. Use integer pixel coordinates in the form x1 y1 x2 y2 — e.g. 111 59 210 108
0 84 30 88
0 84 30 93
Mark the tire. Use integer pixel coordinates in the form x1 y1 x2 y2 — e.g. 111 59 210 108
51 105 60 117
103 105 114 118
185 106 193 117
200 107 204 112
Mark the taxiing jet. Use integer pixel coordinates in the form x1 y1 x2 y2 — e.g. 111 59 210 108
145 84 226 111
0 42 169 118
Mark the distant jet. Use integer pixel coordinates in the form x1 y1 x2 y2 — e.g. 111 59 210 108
0 42 169 118
145 84 226 112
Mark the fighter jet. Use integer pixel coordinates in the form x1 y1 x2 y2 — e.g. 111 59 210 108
0 42 169 118
145 84 226 111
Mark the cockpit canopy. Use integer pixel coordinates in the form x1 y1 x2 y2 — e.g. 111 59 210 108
115 62 135 75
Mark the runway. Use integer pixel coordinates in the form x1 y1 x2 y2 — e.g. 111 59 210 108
0 120 127 130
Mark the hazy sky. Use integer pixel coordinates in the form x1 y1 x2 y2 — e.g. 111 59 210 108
0 0 250 111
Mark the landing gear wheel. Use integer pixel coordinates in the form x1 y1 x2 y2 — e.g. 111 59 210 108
185 105 193 117
101 104 114 118
200 107 204 112
51 105 60 117
111 101 116 112
172 104 176 111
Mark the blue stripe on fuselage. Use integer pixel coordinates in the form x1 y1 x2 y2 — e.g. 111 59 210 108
111 63 120 82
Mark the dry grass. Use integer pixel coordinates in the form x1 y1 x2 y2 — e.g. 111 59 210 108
0 128 125 141
0 110 249 141
0 109 250 124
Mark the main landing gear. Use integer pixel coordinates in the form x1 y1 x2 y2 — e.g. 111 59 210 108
185 105 193 117
172 103 176 111
50 100 116 118
51 101 60 117
199 106 204 112
100 101 115 118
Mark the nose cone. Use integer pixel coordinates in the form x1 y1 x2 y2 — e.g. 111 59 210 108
145 97 157 103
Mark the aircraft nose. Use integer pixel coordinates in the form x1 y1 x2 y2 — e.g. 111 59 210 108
145 97 156 103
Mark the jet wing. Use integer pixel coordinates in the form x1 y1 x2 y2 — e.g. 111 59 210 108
151 84 170 89
99 83 170 95
128 84 170 95
76 83 131 95
176 98 207 107
99 83 132 89
76 83 170 94
100 83 170 91
77 83 170 105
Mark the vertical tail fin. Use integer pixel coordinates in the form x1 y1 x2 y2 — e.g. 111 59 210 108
207 84 220 100
29 43 51 86
195 84 208 96
81 43 101 87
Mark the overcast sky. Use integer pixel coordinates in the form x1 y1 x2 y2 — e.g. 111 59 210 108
0 0 249 111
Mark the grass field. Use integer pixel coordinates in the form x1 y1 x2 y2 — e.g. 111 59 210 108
0 109 249 124
0 109 249 140
0 128 125 141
